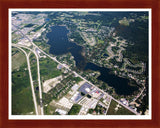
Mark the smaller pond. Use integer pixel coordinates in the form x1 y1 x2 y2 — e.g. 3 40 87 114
103 53 109 57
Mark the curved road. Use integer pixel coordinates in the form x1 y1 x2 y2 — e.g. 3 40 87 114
33 48 44 115
12 45 39 115
12 24 139 115
12 44 44 115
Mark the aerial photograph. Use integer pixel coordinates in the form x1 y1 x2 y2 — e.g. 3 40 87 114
10 9 151 119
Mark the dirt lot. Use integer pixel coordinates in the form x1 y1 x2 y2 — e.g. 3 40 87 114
43 75 62 93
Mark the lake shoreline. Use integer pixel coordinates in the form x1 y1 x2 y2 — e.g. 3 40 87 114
45 25 139 96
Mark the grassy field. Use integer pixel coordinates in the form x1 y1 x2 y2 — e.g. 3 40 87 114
12 50 34 114
29 52 40 105
12 47 26 71
107 99 135 115
29 53 38 82
33 40 50 54
40 57 62 105
12 85 34 115
39 57 62 82
44 104 57 115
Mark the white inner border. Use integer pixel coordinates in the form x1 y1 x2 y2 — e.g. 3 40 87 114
9 8 152 120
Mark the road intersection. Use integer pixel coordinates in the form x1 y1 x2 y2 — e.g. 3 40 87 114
12 23 140 115
12 45 39 115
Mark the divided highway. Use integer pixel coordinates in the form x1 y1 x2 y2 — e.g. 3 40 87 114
12 23 140 115
12 45 39 115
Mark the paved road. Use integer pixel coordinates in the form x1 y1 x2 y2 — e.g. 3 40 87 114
133 87 145 102
36 48 139 115
12 45 39 115
33 48 44 115
12 44 44 115
105 97 112 115
12 24 139 115
73 71 139 115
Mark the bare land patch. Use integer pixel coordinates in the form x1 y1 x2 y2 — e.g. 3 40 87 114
43 75 62 93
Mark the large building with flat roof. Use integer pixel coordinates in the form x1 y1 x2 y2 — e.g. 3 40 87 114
79 82 92 95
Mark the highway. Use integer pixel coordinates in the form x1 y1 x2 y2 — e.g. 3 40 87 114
33 48 44 115
12 44 44 115
12 23 140 115
14 43 139 115
12 45 39 115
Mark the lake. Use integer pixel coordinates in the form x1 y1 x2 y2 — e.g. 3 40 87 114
46 26 86 69
84 63 138 95
46 25 138 95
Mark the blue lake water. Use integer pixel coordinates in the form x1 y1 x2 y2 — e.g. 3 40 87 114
84 63 138 95
46 25 138 95
46 26 86 69
45 18 50 21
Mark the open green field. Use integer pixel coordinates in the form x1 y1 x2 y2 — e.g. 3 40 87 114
12 47 26 71
29 52 40 105
107 99 135 115
44 104 57 115
39 57 62 81
33 40 50 54
29 53 38 81
12 49 34 114
12 85 34 115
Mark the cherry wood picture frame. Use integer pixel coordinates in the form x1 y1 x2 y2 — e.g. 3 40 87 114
0 0 160 128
